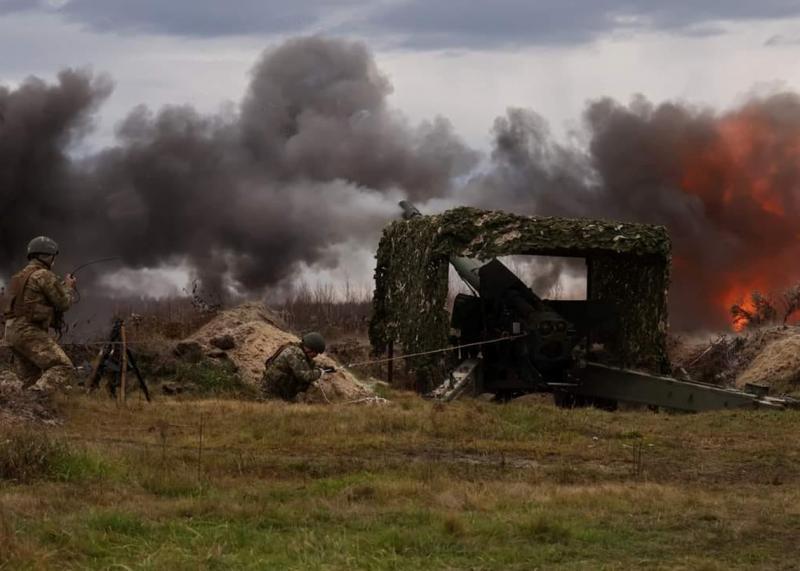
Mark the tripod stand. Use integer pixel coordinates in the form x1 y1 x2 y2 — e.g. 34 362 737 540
87 318 151 403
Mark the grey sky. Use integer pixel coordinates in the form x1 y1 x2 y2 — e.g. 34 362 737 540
3 0 800 46
1 0 366 36
364 0 800 48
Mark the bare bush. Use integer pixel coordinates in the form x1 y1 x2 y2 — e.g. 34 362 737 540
780 284 800 324
274 280 372 337
730 285 800 330
116 297 218 342
731 291 778 330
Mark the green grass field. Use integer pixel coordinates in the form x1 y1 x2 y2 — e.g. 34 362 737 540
2 392 799 570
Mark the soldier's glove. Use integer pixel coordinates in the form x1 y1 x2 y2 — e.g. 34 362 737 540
319 366 336 375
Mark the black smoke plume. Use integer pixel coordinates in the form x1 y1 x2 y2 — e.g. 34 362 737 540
1 37 476 298
470 95 800 329
0 69 112 269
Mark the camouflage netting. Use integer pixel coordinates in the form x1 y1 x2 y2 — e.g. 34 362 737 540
370 207 671 389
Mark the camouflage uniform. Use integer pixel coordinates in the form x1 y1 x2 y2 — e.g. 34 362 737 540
3 259 76 390
261 343 321 401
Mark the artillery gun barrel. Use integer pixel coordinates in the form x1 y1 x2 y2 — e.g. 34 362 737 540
399 201 483 292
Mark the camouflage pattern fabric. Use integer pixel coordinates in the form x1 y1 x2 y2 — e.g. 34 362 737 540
261 343 321 401
12 259 75 324
3 259 76 391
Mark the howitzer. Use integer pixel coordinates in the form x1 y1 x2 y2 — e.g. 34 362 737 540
397 201 798 411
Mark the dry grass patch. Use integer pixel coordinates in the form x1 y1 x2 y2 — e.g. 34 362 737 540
1 393 800 569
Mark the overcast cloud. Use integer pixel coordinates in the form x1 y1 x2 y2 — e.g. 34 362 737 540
0 0 353 36
365 0 800 48
3 0 800 46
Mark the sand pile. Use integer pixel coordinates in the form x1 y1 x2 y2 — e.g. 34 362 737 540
182 302 374 403
736 331 800 395
674 326 800 395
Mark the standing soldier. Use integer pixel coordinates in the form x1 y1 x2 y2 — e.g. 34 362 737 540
2 236 77 391
261 332 332 401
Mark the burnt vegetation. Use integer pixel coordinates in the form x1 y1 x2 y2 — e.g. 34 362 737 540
730 282 800 330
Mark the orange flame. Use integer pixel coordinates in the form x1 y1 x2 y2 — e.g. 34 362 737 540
678 104 800 329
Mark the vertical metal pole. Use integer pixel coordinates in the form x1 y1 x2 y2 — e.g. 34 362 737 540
119 322 128 404
387 341 394 386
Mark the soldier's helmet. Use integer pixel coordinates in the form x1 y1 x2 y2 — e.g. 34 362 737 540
27 236 59 259
301 332 326 354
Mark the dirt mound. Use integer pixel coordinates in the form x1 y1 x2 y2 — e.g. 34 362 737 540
0 370 60 426
184 302 374 403
674 327 799 387
736 331 800 394
672 326 800 395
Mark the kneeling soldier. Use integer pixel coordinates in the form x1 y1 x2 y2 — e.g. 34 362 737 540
3 236 77 391
261 332 331 401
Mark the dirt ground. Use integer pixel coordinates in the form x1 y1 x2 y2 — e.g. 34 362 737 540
0 370 59 426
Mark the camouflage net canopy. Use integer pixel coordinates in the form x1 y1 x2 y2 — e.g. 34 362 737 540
370 207 671 389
